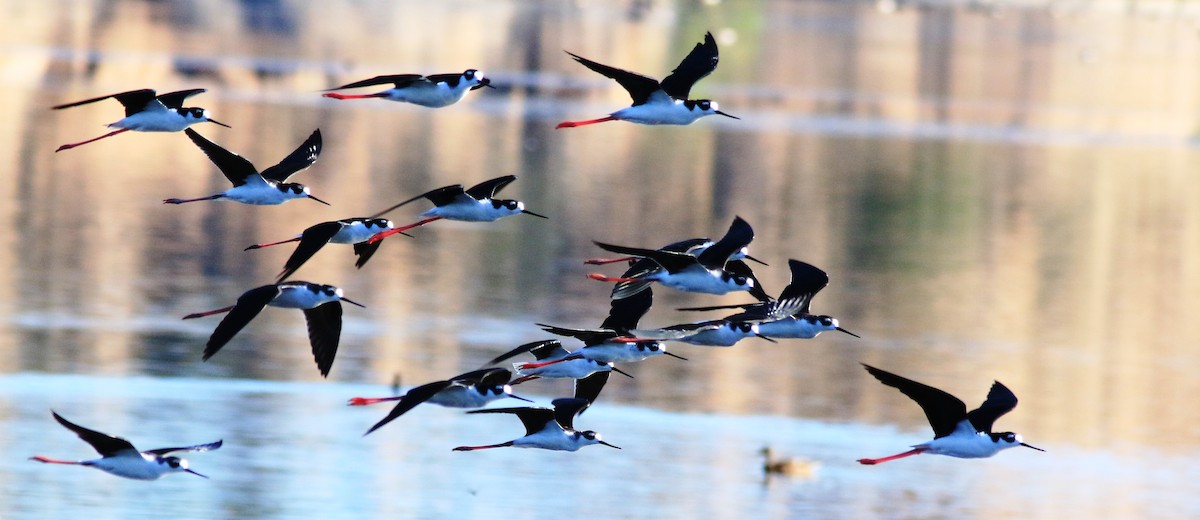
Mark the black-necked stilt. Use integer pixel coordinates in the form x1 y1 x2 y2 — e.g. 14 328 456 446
626 319 772 347
681 259 859 339
349 368 532 436
163 128 328 206
52 88 229 152
366 175 547 242
452 398 619 452
556 32 737 128
182 281 364 377
538 288 687 363
486 339 631 383
245 217 404 282
30 411 221 480
323 69 493 107
588 216 761 297
856 364 1044 465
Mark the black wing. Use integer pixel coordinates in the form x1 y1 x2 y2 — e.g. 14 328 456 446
573 372 610 407
303 302 343 377
51 89 158 116
538 324 619 345
467 406 557 436
658 32 719 100
599 287 652 332
154 88 208 109
259 129 322 183
550 398 591 430
593 241 697 273
565 51 663 105
203 285 280 361
455 368 513 387
277 221 343 282
774 260 830 316
364 380 456 435
695 216 754 269
861 364 967 439
485 340 569 365
371 184 466 217
464 175 517 200
966 381 1019 434
144 440 223 456
352 240 383 269
327 74 426 91
725 260 769 302
185 128 259 186
50 411 137 457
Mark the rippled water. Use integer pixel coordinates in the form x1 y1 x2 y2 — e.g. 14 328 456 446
3 0 1200 518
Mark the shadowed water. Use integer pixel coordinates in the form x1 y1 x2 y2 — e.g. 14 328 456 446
2 1 1200 518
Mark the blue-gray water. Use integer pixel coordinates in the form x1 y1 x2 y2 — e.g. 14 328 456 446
3 1 1200 518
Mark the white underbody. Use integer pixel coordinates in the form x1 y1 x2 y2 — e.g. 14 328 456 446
426 386 503 408
679 326 756 347
755 317 828 339
579 342 667 363
514 358 609 379
382 83 472 108
109 108 200 132
510 428 594 451
269 286 341 309
421 198 521 222
650 268 750 295
330 221 393 244
612 93 712 125
917 422 1011 458
86 453 171 480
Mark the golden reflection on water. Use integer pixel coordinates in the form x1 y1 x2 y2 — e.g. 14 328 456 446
2 0 1200 478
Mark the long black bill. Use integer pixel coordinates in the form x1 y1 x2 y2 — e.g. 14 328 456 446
837 327 860 338
186 468 210 479
340 297 367 308
599 440 621 449
611 366 634 379
745 255 769 266
756 333 777 343
207 119 232 128
508 393 534 403
522 209 549 219
716 110 740 120
663 351 689 361
308 194 332 206
1021 442 1045 452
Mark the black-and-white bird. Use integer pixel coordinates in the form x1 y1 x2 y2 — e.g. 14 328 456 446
557 32 737 128
366 175 548 242
323 69 493 107
163 129 328 206
680 259 859 339
588 217 761 297
538 288 686 364
52 88 229 152
349 368 532 436
856 364 1044 465
245 217 403 282
623 319 772 347
30 411 221 480
452 398 620 452
182 281 364 377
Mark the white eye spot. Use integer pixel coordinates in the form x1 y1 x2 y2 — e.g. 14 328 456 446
710 101 720 111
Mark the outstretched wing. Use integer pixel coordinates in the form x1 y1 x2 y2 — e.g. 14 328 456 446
484 340 569 365
259 129 322 183
966 381 1019 434
565 51 662 105
203 285 279 361
277 221 343 282
464 175 517 200
155 89 209 109
144 440 224 456
467 406 557 436
659 32 719 100
303 301 343 377
50 411 137 457
52 89 158 117
370 184 465 216
862 364 967 439
774 260 830 316
695 216 754 269
326 74 426 91
550 398 591 430
363 380 455 435
185 128 259 186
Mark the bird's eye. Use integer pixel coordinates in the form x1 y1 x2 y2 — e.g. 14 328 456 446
734 276 747 285
821 317 833 326
465 70 476 78
700 101 711 109
506 201 518 209
167 459 180 468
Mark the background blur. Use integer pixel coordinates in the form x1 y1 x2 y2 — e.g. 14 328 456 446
1 0 1199 518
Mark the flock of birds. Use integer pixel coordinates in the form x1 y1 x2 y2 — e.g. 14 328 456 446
29 32 1041 481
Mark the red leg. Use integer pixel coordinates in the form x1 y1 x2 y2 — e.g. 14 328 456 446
587 273 641 283
368 217 442 244
55 128 130 152
452 441 514 451
182 306 235 320
323 92 388 100
245 236 302 251
857 448 924 465
583 256 636 265
30 456 81 465
347 396 403 406
556 116 617 129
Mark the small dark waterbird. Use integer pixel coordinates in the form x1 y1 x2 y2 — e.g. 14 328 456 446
30 411 221 480
323 69 493 107
53 88 229 152
557 32 737 128
856 364 1043 465
164 129 328 206
182 281 364 377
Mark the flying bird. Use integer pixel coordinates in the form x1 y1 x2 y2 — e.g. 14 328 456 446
52 88 229 152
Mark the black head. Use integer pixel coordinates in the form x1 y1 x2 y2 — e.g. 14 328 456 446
364 218 392 229
164 456 183 469
685 99 739 119
278 182 308 195
464 69 493 90
991 431 1044 452
721 272 751 287
492 199 521 211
